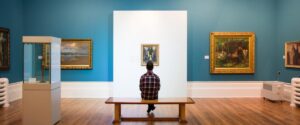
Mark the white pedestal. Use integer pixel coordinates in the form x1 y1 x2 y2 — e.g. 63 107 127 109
261 81 284 101
22 83 61 125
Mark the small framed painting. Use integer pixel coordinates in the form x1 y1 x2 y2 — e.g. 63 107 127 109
0 27 10 70
44 39 92 69
141 44 159 66
285 42 300 68
210 32 255 74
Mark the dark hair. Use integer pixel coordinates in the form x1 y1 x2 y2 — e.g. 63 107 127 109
146 61 154 71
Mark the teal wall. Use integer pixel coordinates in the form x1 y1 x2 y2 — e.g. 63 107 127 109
2 0 299 83
22 0 278 82
0 0 23 83
276 0 300 83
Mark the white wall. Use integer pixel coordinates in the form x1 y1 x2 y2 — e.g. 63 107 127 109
113 11 187 98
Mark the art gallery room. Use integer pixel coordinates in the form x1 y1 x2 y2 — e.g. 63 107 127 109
1 0 300 125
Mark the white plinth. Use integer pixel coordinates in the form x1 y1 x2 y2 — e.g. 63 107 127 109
22 83 61 125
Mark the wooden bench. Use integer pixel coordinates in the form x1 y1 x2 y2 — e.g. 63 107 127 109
105 97 195 123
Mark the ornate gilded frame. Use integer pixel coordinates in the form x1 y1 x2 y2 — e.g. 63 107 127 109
210 32 255 74
285 41 300 68
43 39 92 69
0 27 9 70
141 44 159 66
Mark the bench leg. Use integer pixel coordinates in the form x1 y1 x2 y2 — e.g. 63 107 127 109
179 104 187 123
113 104 121 123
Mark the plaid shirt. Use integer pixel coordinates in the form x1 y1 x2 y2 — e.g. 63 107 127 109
139 71 160 100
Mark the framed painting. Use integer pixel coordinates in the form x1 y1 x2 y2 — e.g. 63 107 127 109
210 32 255 74
285 41 300 68
141 44 159 66
44 39 92 69
0 27 9 70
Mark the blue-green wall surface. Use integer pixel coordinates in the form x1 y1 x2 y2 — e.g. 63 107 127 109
0 0 23 83
4 0 299 83
22 0 278 82
276 0 300 83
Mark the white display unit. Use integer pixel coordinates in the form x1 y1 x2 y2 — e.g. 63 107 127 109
261 81 284 101
113 11 187 98
22 36 61 125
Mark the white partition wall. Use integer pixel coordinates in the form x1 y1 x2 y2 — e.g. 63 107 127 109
113 11 187 98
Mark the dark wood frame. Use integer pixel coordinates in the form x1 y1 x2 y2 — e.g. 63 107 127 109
0 27 10 70
285 41 300 68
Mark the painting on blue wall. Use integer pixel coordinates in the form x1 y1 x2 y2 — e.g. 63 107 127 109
141 44 159 66
43 39 92 69
0 27 9 70
285 42 300 68
210 32 255 74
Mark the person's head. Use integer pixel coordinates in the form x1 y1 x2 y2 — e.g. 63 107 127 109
146 61 154 71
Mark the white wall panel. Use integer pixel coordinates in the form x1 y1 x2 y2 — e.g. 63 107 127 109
113 11 187 97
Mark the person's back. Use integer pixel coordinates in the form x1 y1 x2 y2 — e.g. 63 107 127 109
139 61 160 113
140 71 160 100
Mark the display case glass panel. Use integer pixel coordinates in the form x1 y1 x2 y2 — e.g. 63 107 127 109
23 43 51 84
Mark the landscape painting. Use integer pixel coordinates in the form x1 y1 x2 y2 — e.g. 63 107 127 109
0 28 9 70
141 44 159 66
44 39 92 69
285 42 300 68
210 32 255 74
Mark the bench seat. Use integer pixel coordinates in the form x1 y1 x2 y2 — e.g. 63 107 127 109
105 97 195 123
105 97 195 104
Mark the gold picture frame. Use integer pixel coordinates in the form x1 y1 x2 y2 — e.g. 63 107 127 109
43 39 92 69
285 41 300 68
210 32 255 74
141 44 159 66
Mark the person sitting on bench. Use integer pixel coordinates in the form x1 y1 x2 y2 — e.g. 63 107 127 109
139 61 161 113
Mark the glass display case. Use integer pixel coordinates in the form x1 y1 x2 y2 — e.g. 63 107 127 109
23 36 61 86
23 43 51 84
22 36 61 125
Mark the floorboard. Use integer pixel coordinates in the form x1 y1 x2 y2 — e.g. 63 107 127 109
0 98 300 125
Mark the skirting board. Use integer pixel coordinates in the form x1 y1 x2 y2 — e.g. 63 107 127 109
7 81 291 100
7 82 113 101
8 82 23 102
61 82 113 98
188 81 263 98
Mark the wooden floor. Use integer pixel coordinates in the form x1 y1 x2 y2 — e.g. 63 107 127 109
0 98 300 125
